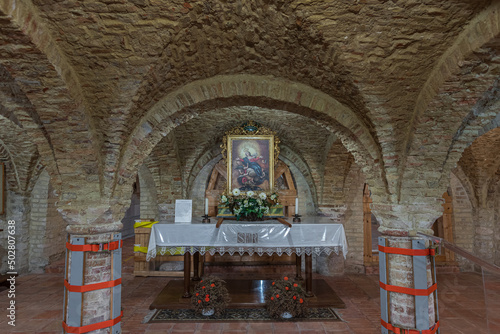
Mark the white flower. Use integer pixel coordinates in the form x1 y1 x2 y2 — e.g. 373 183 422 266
232 188 241 196
243 199 248 206
259 192 267 200
221 195 228 203
270 194 276 200
257 198 262 205
247 191 255 197
264 207 270 213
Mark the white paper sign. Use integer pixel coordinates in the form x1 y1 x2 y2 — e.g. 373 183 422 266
175 199 192 223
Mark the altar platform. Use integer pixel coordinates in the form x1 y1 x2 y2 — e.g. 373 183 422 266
149 279 346 310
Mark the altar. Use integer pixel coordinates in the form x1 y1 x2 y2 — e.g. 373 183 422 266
146 217 348 298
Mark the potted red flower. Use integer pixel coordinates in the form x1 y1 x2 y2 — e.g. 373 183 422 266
190 276 230 316
266 275 307 319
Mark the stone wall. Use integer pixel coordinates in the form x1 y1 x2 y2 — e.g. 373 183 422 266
121 188 140 238
28 169 66 272
450 172 475 271
494 183 500 267
137 164 159 220
317 140 354 207
44 179 66 264
144 134 184 221
342 164 366 273
0 190 29 274
28 169 50 272
189 157 219 217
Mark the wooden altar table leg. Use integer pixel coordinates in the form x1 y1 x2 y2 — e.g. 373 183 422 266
182 252 191 298
193 252 200 281
200 253 205 278
295 254 303 280
305 254 314 297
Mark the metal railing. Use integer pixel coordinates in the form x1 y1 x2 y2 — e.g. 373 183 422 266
417 232 500 275
417 232 500 333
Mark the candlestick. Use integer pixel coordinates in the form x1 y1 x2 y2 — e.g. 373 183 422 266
205 198 209 216
295 197 299 215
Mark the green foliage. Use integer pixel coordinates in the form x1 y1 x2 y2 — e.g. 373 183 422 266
220 190 279 221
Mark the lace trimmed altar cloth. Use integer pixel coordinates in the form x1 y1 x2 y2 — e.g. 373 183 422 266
146 218 348 261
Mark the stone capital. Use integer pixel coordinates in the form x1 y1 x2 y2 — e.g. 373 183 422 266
371 202 442 236
66 221 123 235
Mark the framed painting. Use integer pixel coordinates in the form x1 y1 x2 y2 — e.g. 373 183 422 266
221 121 280 193
227 135 274 192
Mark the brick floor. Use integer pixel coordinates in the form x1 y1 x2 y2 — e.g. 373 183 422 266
1 237 499 333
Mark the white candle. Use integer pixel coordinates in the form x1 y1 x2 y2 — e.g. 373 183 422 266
205 198 209 215
295 197 299 215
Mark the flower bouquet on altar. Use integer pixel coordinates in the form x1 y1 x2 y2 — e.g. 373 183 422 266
266 275 307 319
190 276 230 316
219 188 280 221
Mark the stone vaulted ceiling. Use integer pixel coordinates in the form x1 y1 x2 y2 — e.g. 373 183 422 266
0 0 499 227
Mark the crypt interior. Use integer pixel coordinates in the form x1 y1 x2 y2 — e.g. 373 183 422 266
1 0 500 333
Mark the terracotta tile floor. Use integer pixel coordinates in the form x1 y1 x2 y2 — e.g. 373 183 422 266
1 237 499 333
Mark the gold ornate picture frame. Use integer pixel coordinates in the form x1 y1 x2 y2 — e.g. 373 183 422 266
221 122 280 193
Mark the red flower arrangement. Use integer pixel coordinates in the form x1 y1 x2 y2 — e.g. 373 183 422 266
266 275 307 318
190 276 230 316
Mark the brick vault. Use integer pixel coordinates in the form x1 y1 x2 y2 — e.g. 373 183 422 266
0 1 500 333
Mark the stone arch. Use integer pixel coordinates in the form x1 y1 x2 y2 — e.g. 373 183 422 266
399 2 500 201
189 155 222 217
451 165 478 210
0 66 59 182
279 145 318 206
0 2 101 194
0 138 21 192
278 155 317 216
116 75 386 199
0 116 40 193
478 108 500 137
185 144 222 199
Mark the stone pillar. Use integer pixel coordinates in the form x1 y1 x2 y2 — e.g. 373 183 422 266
372 202 441 333
63 221 123 334
379 236 437 331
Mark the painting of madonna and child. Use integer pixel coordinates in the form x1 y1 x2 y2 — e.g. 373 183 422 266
229 136 274 192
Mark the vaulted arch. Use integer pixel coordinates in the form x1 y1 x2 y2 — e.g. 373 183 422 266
116 75 386 200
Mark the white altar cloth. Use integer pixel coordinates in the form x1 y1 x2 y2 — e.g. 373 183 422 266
146 218 348 261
